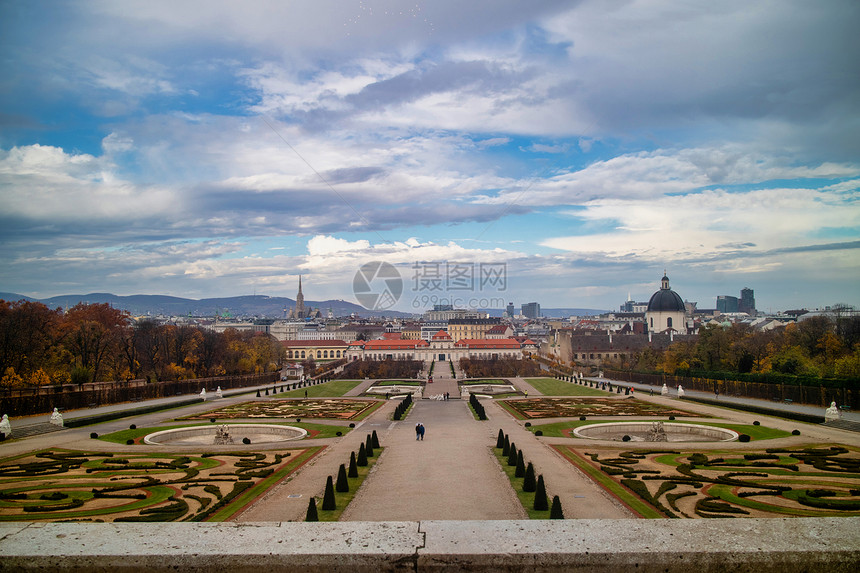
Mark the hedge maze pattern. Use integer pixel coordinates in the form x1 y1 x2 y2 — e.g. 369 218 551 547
565 445 860 518
0 448 319 522
181 399 379 421
501 397 703 419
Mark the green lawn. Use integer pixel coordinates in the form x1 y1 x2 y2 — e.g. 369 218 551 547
524 378 611 396
493 448 552 519
277 379 363 397
372 380 421 386
528 419 791 440
314 448 382 522
98 421 349 444
552 445 664 518
461 379 508 385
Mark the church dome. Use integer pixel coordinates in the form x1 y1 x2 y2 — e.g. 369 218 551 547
646 274 685 312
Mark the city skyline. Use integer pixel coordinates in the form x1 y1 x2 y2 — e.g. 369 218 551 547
1 1 858 312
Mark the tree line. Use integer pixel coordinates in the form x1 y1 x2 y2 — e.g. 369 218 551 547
610 315 860 380
0 300 285 389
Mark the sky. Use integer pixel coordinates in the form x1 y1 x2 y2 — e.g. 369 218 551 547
1 0 858 314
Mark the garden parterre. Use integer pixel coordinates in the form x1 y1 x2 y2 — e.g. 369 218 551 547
0 448 320 522
500 397 704 419
556 445 860 519
180 399 380 421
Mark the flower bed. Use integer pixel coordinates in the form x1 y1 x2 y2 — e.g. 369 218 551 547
554 445 860 518
500 397 704 419
0 448 321 522
180 399 380 421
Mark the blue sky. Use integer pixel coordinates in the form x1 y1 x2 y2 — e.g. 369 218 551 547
1 0 858 313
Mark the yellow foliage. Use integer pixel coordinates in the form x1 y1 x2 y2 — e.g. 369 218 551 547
1 367 25 389
28 369 52 387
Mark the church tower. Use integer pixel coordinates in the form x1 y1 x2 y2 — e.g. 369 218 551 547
295 275 305 319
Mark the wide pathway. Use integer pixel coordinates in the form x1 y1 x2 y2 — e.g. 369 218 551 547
340 393 525 521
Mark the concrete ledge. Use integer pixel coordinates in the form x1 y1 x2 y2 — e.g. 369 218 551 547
2 518 858 572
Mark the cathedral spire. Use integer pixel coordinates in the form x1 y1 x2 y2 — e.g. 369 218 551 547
295 275 305 318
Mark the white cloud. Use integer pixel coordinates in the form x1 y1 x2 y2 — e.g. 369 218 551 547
542 186 860 261
0 144 177 221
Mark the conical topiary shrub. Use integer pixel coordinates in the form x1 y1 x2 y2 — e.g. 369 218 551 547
336 463 349 492
533 475 548 511
550 495 564 519
515 450 525 478
348 451 358 477
322 475 336 510
523 462 536 492
507 443 518 467
357 442 368 466
305 497 318 521
256 390 261 397
503 435 510 456
496 429 505 449
372 430 380 449
365 434 374 457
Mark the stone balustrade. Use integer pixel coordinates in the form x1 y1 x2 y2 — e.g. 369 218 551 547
2 518 858 572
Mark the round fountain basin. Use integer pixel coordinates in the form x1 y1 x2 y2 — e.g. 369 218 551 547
366 385 420 395
143 424 307 445
573 422 738 442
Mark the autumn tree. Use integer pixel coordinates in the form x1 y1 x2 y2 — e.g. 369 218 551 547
0 300 62 385
61 303 130 385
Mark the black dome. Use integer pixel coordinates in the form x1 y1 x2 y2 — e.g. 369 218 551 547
647 289 685 312
647 274 685 312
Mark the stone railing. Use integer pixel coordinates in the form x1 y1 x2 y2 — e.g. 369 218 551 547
2 518 858 572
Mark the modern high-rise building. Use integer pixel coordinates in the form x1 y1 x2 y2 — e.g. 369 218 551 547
506 302 515 317
521 302 540 319
739 287 756 315
716 295 739 313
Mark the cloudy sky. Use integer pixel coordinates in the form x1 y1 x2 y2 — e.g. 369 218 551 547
1 0 858 313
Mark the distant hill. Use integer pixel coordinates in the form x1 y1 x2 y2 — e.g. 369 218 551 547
0 292 412 318
0 292 605 319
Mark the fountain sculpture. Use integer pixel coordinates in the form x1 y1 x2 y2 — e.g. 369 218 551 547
213 425 234 445
646 421 668 442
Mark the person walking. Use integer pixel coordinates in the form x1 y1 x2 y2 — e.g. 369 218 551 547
418 423 425 441
416 423 421 440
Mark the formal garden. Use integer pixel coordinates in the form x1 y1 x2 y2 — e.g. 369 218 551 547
554 444 860 519
0 447 321 522
179 398 382 421
499 397 704 419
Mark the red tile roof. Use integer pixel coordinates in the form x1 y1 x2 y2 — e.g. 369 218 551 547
455 338 522 349
281 339 348 347
432 330 452 340
363 339 429 350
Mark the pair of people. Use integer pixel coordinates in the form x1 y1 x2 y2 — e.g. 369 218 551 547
415 423 425 440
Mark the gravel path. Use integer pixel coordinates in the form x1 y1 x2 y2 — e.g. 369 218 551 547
340 397 526 521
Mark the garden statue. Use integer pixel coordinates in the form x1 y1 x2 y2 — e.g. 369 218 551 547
200 388 207 400
661 383 669 396
677 385 685 398
49 407 63 427
216 386 223 399
825 401 841 422
213 424 234 445
0 414 11 437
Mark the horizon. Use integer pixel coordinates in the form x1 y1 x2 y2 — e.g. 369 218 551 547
2 287 850 316
1 1 858 312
